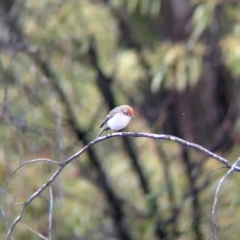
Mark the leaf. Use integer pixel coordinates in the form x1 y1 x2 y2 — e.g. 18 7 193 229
176 59 187 92
126 0 139 13
151 66 167 92
189 3 214 43
150 0 162 18
140 0 150 15
187 56 202 87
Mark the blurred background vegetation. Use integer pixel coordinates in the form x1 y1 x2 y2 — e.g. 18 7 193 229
1 0 240 239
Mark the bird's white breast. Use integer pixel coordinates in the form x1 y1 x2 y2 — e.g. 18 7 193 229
107 113 131 131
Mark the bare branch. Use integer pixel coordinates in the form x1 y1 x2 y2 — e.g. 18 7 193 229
2 158 60 189
1 189 25 205
204 167 228 175
7 215 22 239
95 132 237 171
6 132 240 239
0 208 15 240
59 132 237 170
21 221 49 240
48 187 53 240
211 158 240 240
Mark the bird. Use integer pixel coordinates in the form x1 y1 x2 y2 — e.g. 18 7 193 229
97 105 135 137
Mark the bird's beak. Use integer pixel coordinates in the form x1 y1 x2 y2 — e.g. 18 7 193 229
132 115 135 118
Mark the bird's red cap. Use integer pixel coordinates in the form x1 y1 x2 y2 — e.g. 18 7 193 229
121 105 135 118
128 107 134 116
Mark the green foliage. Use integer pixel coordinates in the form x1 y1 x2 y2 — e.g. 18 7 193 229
148 43 204 92
1 0 240 239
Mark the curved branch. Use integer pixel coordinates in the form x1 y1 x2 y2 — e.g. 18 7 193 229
211 158 240 240
96 132 236 170
6 132 239 239
2 158 60 189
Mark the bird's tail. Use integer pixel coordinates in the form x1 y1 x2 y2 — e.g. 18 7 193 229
97 127 106 138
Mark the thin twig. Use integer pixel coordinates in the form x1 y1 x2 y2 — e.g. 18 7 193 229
2 158 60 189
1 189 26 205
0 208 15 240
21 221 49 240
211 158 240 240
204 167 228 175
48 187 53 240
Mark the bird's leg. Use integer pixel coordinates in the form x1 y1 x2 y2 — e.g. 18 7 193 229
118 129 126 136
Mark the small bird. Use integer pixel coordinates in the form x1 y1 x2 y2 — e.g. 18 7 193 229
97 105 135 137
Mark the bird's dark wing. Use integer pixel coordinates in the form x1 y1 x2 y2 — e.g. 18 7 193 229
99 106 121 128
99 113 114 128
